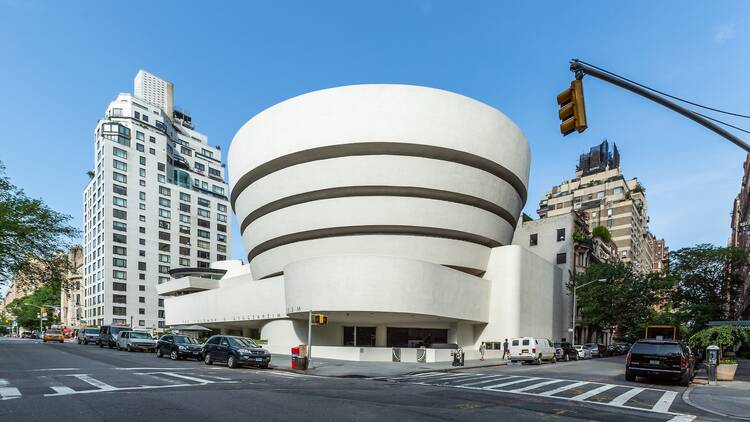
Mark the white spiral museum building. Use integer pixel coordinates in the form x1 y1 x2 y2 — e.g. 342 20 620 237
161 85 564 362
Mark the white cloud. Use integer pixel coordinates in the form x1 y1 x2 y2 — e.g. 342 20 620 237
714 23 737 44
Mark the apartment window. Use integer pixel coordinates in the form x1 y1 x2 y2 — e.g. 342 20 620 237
529 233 538 246
158 276 169 284
606 219 613 228
556 253 567 265
197 208 210 218
613 187 624 195
112 221 126 232
134 111 140 119
112 184 127 196
139 215 146 222
212 185 225 195
217 244 226 253
217 213 227 223
179 203 190 212
150 136 156 143
197 250 210 259
197 229 210 239
179 258 190 266
159 186 171 196
112 159 127 171
113 147 127 159
150 148 156 155
139 250 145 257
197 261 210 269
136 131 145 141
209 167 221 178
139 238 145 245
158 298 164 307
200 149 213 158
159 197 171 207
138 262 146 271
195 162 205 171
112 282 126 291
113 246 127 256
179 247 190 256
217 224 227 233
179 225 190 234
113 233 127 244
159 209 171 218
113 258 127 268
113 209 127 220
139 179 146 187
138 191 146 201
159 243 170 252
557 228 566 242
158 231 171 241
113 270 126 280
607 208 613 217
113 306 126 316
139 297 145 303
138 320 145 326
179 236 191 246
180 192 191 202
197 198 210 207
139 285 145 291
159 265 170 274
157 163 165 172
179 214 190 223
142 115 149 123
197 219 210 228
113 172 127 183
158 220 171 229
217 254 226 261
139 273 145 280
112 197 127 207
158 254 170 263
112 108 123 117
139 156 146 166
158 310 165 319
592 211 598 218
217 234 227 242
136 143 145 152
197 240 209 250
139 168 146 177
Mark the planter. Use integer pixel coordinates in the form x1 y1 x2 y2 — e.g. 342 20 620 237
716 363 738 381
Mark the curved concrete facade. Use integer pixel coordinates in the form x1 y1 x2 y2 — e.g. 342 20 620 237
229 84 530 277
164 85 565 362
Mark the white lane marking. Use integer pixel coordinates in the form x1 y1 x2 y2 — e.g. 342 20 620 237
50 386 76 395
142 372 215 384
29 368 80 372
410 372 447 378
666 415 696 422
508 379 563 393
608 387 645 406
569 384 617 401
423 373 478 383
115 367 183 371
484 377 542 390
652 390 679 413
45 382 196 397
537 381 588 396
70 374 116 391
459 375 514 387
0 386 22 400
204 375 232 381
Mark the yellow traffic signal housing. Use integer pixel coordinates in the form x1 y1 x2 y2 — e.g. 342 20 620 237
557 79 587 136
40 306 47 313
311 313 328 326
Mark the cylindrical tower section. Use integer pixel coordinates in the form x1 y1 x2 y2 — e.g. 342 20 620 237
228 84 530 278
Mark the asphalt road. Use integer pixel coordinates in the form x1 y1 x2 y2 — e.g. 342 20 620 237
0 338 712 421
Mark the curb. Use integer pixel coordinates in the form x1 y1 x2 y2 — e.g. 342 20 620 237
682 385 750 421
268 360 510 378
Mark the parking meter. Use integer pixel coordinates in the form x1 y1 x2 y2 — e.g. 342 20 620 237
706 345 720 385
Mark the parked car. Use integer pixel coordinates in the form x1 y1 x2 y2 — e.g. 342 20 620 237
573 344 592 359
625 340 695 386
584 343 606 357
77 328 99 345
97 325 131 349
43 329 65 343
607 344 621 356
116 331 157 352
157 334 203 360
554 342 577 361
202 335 271 369
21 332 32 339
509 337 557 364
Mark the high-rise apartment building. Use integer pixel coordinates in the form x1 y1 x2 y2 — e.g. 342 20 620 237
60 245 84 328
81 71 231 329
729 153 750 319
651 238 669 273
537 140 660 273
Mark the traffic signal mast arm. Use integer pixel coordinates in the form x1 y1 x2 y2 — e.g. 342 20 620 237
569 59 750 153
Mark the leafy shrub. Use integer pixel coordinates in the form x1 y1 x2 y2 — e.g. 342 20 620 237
688 325 750 352
592 225 612 243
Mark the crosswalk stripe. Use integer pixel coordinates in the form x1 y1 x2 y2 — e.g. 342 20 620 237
50 386 76 395
651 390 678 413
0 387 21 400
608 387 645 406
410 372 447 378
71 374 116 391
148 372 215 384
422 373 477 383
569 384 616 401
508 379 562 393
537 381 588 397
460 375 516 387
484 377 541 390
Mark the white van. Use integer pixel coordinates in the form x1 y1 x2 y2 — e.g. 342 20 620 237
509 337 557 364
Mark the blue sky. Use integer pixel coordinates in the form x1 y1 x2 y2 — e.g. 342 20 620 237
1 0 748 264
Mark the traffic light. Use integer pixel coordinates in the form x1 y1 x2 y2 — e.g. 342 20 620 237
557 79 587 136
311 313 328 326
40 306 47 314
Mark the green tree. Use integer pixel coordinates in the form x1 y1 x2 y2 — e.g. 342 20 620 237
5 280 62 330
573 263 673 343
669 244 747 334
591 225 612 243
0 161 78 287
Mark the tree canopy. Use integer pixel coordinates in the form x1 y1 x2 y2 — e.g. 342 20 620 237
5 280 62 330
0 161 78 288
591 225 612 243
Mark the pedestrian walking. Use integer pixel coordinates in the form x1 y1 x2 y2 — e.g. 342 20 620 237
502 338 510 360
479 341 486 361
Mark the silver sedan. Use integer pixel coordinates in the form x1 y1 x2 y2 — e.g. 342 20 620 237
573 345 593 359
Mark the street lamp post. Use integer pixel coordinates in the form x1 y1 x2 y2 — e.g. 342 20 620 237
572 278 606 345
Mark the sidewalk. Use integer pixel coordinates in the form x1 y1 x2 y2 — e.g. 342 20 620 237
269 354 508 378
684 358 750 420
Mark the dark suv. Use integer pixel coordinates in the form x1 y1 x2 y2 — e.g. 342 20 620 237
626 340 695 386
554 342 577 361
202 335 271 369
97 325 131 349
157 334 203 360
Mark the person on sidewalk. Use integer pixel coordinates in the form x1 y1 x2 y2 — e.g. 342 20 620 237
502 338 510 360
479 342 487 361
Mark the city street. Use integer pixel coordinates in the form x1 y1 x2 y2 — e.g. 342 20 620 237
0 338 712 421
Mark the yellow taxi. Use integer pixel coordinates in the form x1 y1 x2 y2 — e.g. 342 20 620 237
43 329 65 343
